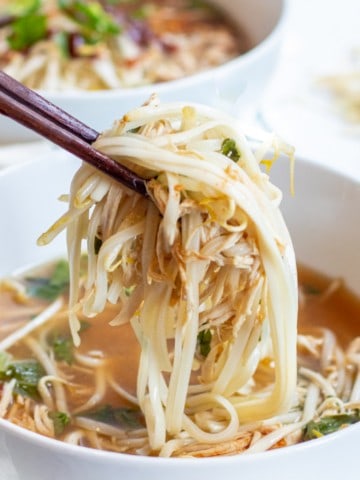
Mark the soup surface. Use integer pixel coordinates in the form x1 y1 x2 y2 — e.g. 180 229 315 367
0 261 359 457
298 265 360 346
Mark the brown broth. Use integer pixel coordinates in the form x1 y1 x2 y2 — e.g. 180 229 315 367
1 264 360 377
0 283 140 411
1 262 360 444
297 264 360 347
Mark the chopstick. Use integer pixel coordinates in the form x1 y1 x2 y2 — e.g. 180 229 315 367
0 71 148 196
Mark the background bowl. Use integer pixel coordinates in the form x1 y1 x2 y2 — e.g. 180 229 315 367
0 151 359 480
0 0 286 144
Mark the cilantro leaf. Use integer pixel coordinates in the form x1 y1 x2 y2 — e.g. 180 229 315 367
48 411 71 436
0 360 45 399
26 260 70 301
52 335 74 365
221 138 241 162
197 329 212 357
58 0 120 42
7 13 47 51
81 404 144 430
304 412 360 440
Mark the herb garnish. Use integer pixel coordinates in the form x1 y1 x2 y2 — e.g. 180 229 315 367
48 411 71 436
0 351 11 371
7 12 47 50
221 138 241 162
0 359 45 399
52 335 74 365
197 329 212 357
304 412 360 440
26 260 70 301
81 404 143 430
58 0 120 42
94 235 103 254
302 284 321 296
5 0 121 52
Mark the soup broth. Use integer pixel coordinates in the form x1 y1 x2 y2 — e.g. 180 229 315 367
0 261 359 456
298 265 360 346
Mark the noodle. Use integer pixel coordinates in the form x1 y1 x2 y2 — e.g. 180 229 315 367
39 96 298 451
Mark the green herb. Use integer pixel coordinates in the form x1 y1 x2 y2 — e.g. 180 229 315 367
7 13 47 50
188 0 210 10
221 138 241 162
197 329 212 357
131 6 151 20
0 360 45 399
54 31 70 57
104 0 133 4
302 284 321 295
26 260 70 301
9 0 41 16
124 286 135 297
48 411 71 436
94 235 103 254
304 412 360 440
81 404 143 430
52 335 74 365
58 0 120 42
79 320 91 332
129 126 141 133
0 351 11 371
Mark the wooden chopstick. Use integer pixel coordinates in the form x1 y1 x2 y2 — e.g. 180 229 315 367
0 71 98 144
0 72 147 196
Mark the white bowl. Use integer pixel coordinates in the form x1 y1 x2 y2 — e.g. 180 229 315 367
0 0 287 144
0 152 359 480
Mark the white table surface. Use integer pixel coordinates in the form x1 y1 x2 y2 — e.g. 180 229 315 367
262 0 360 178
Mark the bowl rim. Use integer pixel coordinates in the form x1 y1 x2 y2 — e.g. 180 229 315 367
0 151 359 466
32 0 289 100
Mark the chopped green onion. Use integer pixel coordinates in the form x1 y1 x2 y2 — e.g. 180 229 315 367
124 286 135 297
197 329 212 357
94 235 103 254
304 412 360 440
221 138 241 162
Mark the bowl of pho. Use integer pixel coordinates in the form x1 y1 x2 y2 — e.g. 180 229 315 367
0 0 287 142
0 100 359 480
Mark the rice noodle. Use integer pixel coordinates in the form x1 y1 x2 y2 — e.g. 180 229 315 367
39 97 298 451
